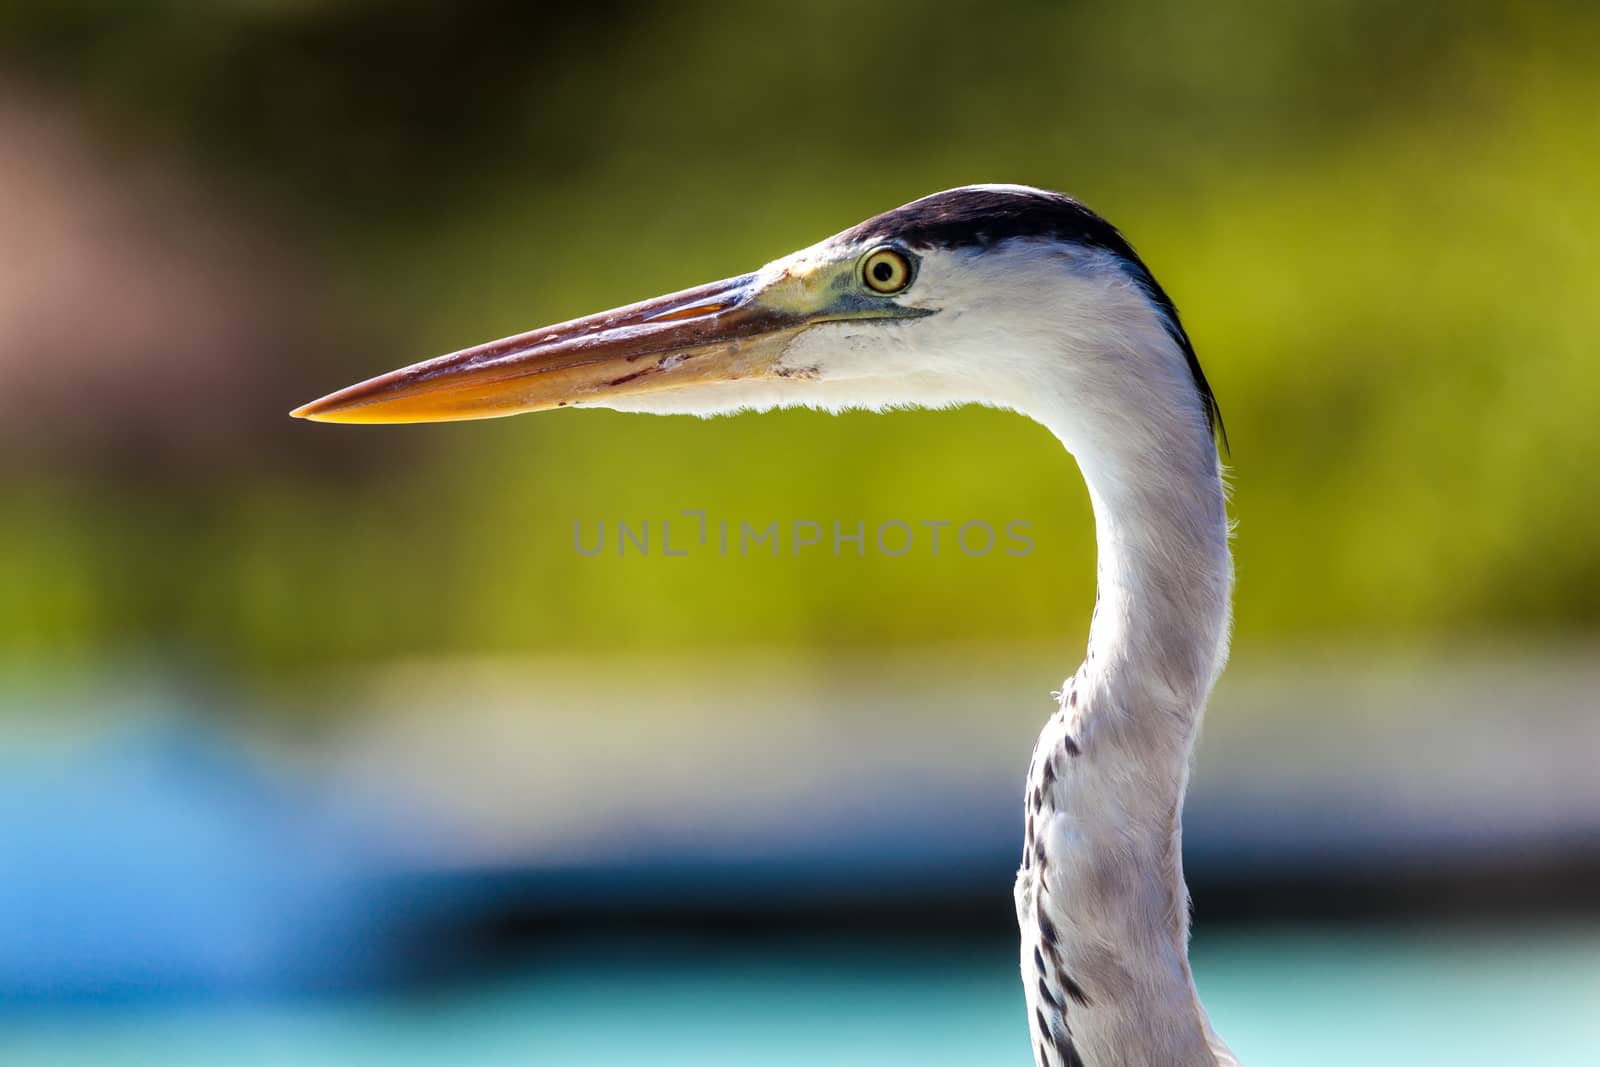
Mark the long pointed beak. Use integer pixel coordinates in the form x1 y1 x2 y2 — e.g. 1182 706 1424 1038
292 273 808 424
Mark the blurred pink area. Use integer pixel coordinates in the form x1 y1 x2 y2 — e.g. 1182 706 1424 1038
0 82 365 471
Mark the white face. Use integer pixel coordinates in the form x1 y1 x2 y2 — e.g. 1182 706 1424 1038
607 236 1180 427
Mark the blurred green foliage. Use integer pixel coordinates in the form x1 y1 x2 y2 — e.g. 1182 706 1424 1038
1 0 1597 674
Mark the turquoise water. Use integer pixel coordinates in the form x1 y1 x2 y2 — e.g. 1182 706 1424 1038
3 927 1597 1065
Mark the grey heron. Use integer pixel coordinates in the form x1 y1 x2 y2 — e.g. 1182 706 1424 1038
295 185 1237 1067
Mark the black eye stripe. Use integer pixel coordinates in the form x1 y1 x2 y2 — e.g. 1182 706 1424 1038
837 187 1224 446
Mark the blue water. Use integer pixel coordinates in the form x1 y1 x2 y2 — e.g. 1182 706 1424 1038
3 926 1596 1065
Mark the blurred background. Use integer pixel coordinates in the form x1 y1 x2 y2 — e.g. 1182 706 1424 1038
1 2 1597 1063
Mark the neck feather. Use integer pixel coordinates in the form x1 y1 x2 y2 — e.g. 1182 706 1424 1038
1012 327 1234 1067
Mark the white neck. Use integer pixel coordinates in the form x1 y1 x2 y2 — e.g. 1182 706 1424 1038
610 239 1238 1061
1011 326 1235 1066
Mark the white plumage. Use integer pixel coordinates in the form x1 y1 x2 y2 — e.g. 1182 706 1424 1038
296 185 1239 1066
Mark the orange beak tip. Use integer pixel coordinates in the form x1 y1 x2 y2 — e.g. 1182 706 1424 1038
289 400 334 422
290 396 376 424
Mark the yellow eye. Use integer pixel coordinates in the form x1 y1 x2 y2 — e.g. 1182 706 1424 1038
860 247 912 294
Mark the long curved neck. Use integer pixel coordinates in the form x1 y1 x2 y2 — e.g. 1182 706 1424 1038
1079 439 1232 719
1014 345 1234 1066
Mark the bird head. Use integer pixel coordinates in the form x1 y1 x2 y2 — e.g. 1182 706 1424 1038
293 185 1221 450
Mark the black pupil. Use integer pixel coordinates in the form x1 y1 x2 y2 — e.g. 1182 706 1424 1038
872 260 895 284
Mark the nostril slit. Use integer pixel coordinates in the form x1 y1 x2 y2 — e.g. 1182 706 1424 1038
649 302 727 323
